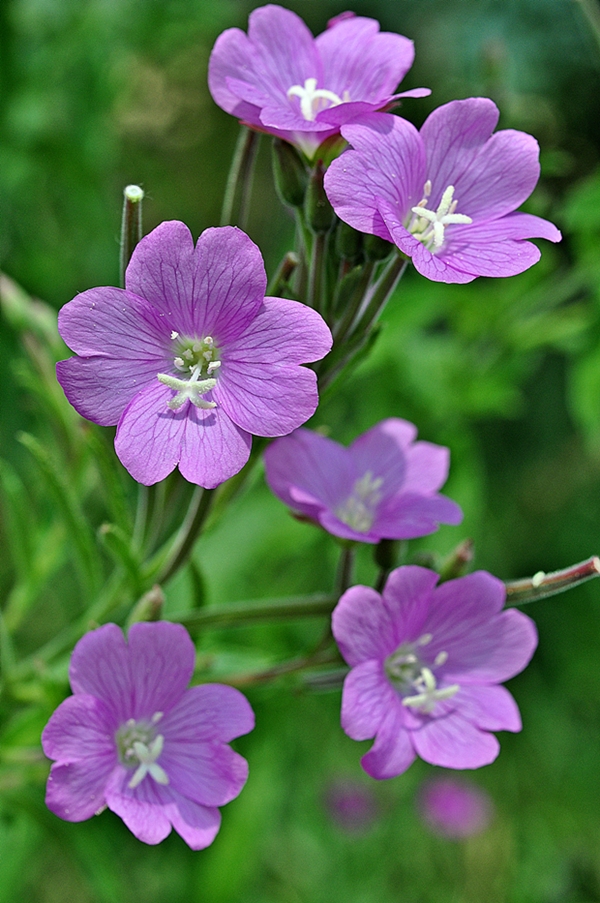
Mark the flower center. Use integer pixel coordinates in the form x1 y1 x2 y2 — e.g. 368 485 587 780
334 471 384 533
157 333 221 411
287 78 349 121
407 182 472 251
115 711 169 790
385 634 459 715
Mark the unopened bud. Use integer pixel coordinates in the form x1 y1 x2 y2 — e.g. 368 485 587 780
305 161 335 234
272 139 308 208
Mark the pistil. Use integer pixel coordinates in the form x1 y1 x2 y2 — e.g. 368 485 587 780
287 78 348 121
409 184 472 249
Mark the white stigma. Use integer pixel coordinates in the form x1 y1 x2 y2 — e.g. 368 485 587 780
159 334 221 410
158 366 217 410
127 734 169 789
287 78 347 121
410 184 472 249
402 666 460 715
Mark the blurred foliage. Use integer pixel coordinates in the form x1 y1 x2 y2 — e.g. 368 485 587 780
2 0 600 901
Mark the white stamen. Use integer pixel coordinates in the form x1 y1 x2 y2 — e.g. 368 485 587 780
418 633 433 646
287 78 345 121
410 184 473 248
434 650 448 667
402 666 460 715
207 360 221 373
170 330 179 340
127 734 169 789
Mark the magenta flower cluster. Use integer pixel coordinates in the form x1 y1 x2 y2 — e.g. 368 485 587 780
264 419 462 543
42 622 254 848
332 566 537 779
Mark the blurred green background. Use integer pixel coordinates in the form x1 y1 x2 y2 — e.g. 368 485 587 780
2 0 600 900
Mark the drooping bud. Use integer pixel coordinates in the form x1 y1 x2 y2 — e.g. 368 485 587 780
335 220 363 262
272 139 308 208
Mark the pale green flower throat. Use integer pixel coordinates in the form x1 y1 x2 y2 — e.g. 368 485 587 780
335 471 384 533
158 333 221 411
115 711 169 790
385 633 460 715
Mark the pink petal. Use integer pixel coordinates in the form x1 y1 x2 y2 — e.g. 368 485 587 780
348 420 409 496
456 685 522 733
69 624 133 721
105 767 173 845
374 492 463 539
126 621 195 719
380 565 441 642
42 694 117 761
160 741 249 808
411 711 500 769
208 27 263 121
245 4 319 99
161 684 255 744
126 223 266 343
316 17 414 100
333 588 398 667
56 355 165 426
340 659 398 739
45 760 117 822
167 792 222 850
361 705 416 779
57 286 172 358
326 113 425 238
264 429 355 514
177 404 252 488
403 439 449 493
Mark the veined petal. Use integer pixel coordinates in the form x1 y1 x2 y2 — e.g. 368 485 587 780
224 296 332 365
264 429 356 513
42 694 117 761
340 659 398 739
126 622 195 719
69 623 133 721
420 98 500 205
215 362 319 436
160 741 249 808
178 405 251 489
348 420 410 496
45 760 117 822
361 705 416 779
316 17 415 99
403 440 450 494
326 113 425 236
380 565 441 642
245 4 320 100
161 684 255 744
333 586 399 666
56 355 165 427
58 286 173 358
208 27 263 120
126 223 266 343
456 685 522 733
167 792 222 851
374 492 463 539
411 711 500 769
105 767 173 845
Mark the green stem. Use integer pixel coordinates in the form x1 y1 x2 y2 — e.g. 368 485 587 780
308 231 327 312
332 261 375 344
505 555 600 605
353 254 408 337
223 647 340 688
171 592 337 632
119 185 144 288
220 127 260 228
335 545 355 596
150 487 214 584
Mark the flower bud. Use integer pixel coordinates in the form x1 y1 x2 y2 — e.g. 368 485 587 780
272 139 308 208
305 161 335 234
364 233 393 261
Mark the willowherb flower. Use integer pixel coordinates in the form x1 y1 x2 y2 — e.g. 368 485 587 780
42 621 254 849
324 99 561 283
208 5 429 160
417 776 494 839
263 419 462 543
332 566 537 779
56 221 332 487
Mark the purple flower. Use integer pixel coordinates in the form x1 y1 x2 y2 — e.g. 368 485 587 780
331 566 537 779
263 419 462 543
42 622 254 849
324 99 561 283
208 5 428 159
56 222 332 487
418 777 494 839
323 778 379 834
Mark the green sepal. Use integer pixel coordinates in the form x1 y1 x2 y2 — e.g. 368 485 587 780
272 139 308 208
